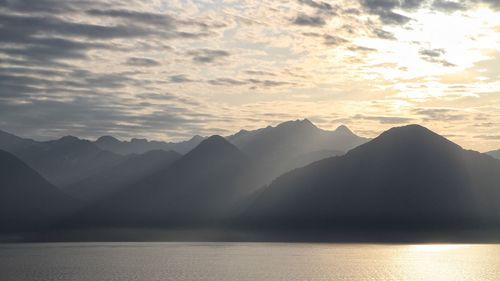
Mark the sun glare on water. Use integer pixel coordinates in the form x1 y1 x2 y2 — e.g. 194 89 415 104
409 244 471 252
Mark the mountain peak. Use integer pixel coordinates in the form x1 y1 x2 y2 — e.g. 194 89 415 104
381 124 437 139
356 124 460 154
189 135 204 142
277 118 317 130
178 135 244 166
131 138 148 144
96 135 120 143
58 135 81 143
198 135 231 147
188 135 241 156
334 124 353 134
301 118 314 125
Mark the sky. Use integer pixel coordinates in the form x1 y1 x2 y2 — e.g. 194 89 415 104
0 0 499 152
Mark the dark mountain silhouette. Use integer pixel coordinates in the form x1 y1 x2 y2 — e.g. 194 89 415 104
0 150 78 233
487 149 500 160
0 130 122 188
226 119 367 182
242 125 500 234
95 135 205 155
67 150 182 202
76 135 261 228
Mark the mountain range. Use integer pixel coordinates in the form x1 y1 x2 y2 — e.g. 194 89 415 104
1 121 499 241
242 125 500 237
0 119 368 196
74 136 262 228
226 119 368 182
0 130 122 188
94 135 205 155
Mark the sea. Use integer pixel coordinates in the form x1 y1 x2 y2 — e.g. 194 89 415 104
0 242 499 280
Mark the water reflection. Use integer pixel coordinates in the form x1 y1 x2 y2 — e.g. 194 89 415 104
409 244 471 252
0 243 499 281
390 244 495 281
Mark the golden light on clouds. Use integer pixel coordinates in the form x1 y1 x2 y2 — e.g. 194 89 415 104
0 0 499 151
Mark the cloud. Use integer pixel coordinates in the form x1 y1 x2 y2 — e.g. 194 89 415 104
348 45 377 53
297 0 337 15
0 0 498 151
0 0 91 13
0 13 156 39
207 78 293 88
244 70 277 76
432 0 468 11
169 75 196 83
473 0 500 10
246 78 293 88
207 78 247 86
413 108 467 121
343 8 362 15
323 35 349 45
0 0 224 140
358 0 423 25
302 32 349 45
186 49 231 63
419 48 456 67
378 10 413 25
371 28 397 40
125 57 160 67
352 114 414 124
358 0 499 25
85 9 175 27
474 135 500 140
292 13 326 26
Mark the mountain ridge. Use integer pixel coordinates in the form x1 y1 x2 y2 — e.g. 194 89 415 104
0 150 79 233
241 124 500 234
0 130 122 188
94 134 206 155
72 135 258 228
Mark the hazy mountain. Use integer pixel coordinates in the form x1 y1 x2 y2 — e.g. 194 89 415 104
226 119 367 182
95 135 205 155
76 136 261 228
227 119 366 156
0 150 78 233
0 130 122 188
243 125 500 234
67 150 182 202
487 149 500 160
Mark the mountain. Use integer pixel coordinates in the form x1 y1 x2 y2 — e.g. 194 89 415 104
76 135 261 228
242 125 500 236
227 119 366 156
67 150 182 202
226 119 367 182
0 150 78 233
94 135 205 155
0 130 123 188
487 149 500 160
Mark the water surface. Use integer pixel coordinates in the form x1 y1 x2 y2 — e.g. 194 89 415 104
0 242 499 281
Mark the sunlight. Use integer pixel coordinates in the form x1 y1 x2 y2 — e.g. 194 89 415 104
409 244 471 252
357 6 500 81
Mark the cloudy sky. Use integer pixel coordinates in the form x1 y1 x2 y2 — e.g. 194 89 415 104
0 0 499 151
